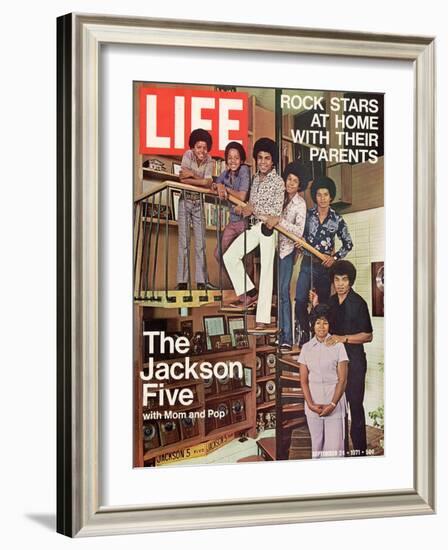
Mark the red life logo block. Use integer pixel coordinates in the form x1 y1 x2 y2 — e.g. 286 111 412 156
139 87 249 157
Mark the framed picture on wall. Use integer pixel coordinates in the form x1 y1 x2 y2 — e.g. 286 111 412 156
228 316 246 347
233 328 249 349
57 13 435 538
372 261 385 317
203 315 227 351
172 162 182 176
180 319 193 340
170 189 181 221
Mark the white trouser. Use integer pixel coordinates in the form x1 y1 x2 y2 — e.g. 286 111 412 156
223 222 276 324
306 415 345 458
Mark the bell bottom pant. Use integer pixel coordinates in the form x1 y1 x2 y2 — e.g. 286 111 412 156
278 251 295 346
176 198 207 284
223 222 276 324
295 257 331 344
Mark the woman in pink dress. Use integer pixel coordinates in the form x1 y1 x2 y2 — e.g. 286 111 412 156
298 305 348 458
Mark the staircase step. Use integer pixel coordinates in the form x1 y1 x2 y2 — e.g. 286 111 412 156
280 371 301 381
219 306 256 314
279 356 301 369
288 425 312 460
282 403 305 413
134 290 222 308
279 346 301 356
282 417 307 430
282 390 304 398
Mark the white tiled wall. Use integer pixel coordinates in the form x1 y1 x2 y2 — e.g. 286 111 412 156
340 207 384 426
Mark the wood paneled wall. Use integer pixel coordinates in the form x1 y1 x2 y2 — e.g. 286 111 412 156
336 157 384 215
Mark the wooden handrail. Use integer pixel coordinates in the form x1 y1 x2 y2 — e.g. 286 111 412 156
135 180 212 203
135 180 326 261
224 193 327 262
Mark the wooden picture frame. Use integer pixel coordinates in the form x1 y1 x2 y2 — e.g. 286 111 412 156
203 315 227 351
180 319 194 340
371 261 385 317
170 189 181 221
233 328 250 350
228 316 246 347
172 162 182 176
57 13 435 537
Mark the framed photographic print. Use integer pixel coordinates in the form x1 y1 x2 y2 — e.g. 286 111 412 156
57 13 435 538
203 315 227 351
372 261 385 316
172 162 182 176
180 319 194 340
228 316 246 347
170 189 181 221
210 334 232 352
233 328 249 349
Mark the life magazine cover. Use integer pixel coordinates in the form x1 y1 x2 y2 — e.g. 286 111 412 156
133 82 384 467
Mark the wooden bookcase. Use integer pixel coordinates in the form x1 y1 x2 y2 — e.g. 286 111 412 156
134 303 258 467
254 336 278 442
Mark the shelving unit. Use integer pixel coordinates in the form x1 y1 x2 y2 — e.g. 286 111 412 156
143 168 180 182
143 346 251 365
205 420 253 439
257 402 276 411
256 345 277 353
256 374 275 383
134 303 258 467
280 373 301 383
143 435 204 462
205 386 252 400
255 335 278 446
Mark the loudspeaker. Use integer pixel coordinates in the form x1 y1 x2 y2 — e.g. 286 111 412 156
159 420 181 446
142 422 160 452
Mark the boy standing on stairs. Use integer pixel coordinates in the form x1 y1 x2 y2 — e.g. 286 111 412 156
176 128 219 291
224 137 285 333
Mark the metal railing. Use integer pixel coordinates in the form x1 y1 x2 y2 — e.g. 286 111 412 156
134 181 235 305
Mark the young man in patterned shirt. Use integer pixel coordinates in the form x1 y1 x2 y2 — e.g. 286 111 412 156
295 176 353 345
264 161 309 351
224 137 284 332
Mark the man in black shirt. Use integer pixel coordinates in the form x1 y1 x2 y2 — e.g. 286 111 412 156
311 260 373 455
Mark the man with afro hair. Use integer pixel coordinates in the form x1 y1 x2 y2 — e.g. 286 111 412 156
212 141 251 267
295 176 353 345
224 137 285 332
263 160 309 350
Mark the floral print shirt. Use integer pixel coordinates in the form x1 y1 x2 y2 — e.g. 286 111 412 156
249 168 285 218
303 207 353 259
